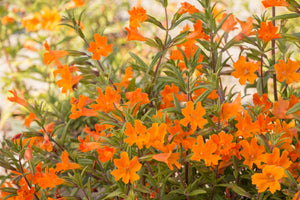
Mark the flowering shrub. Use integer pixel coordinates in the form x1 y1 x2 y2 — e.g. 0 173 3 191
1 0 300 199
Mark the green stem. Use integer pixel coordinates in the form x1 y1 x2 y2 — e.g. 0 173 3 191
152 6 169 84
18 157 40 200
174 165 190 200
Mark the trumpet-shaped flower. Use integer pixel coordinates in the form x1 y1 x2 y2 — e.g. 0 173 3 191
178 2 200 14
7 90 28 107
252 165 285 193
111 152 142 184
274 58 300 84
180 101 207 131
191 136 221 166
231 56 259 85
56 151 81 172
262 0 289 8
87 33 113 60
257 21 281 42
124 120 147 149
128 6 148 28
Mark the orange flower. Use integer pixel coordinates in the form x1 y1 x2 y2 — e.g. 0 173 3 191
211 131 238 162
23 112 38 127
87 33 113 60
193 87 218 100
56 151 81 172
293 192 300 200
22 13 40 32
124 120 147 149
78 136 101 152
262 147 291 169
69 95 97 119
128 6 148 28
235 112 260 138
97 146 115 163
220 93 243 122
1 16 15 25
146 123 167 149
111 152 142 184
16 185 35 200
252 165 285 193
160 84 185 109
84 123 112 141
54 65 82 93
33 165 64 189
168 119 195 150
125 27 146 41
178 2 200 14
187 20 209 40
252 93 272 113
125 88 150 114
180 101 207 131
39 134 53 152
191 136 221 166
235 17 255 41
170 31 204 71
240 138 265 169
274 58 300 84
65 0 85 8
272 97 294 119
231 56 259 85
43 41 69 66
0 181 17 200
152 144 181 170
220 14 238 33
256 114 274 134
262 0 289 8
40 7 61 31
7 90 28 107
115 67 133 88
257 21 281 42
23 39 38 51
90 87 121 113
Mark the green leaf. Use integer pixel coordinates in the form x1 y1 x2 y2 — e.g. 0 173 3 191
231 185 251 198
188 189 206 196
270 13 300 20
146 15 166 30
286 102 300 115
127 78 136 92
134 184 151 193
129 52 148 69
104 189 124 199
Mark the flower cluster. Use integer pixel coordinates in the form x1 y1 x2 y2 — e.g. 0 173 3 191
1 0 300 199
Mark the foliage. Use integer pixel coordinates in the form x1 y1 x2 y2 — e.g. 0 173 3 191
1 0 300 199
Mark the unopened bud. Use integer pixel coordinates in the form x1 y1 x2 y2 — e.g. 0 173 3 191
24 148 33 161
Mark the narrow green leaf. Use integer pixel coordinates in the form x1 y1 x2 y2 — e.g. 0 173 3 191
188 189 206 196
286 102 300 115
270 13 300 20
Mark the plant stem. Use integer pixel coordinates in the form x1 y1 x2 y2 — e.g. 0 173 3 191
152 6 169 84
174 165 190 200
95 153 112 185
272 6 278 101
260 49 265 94
210 33 216 73
18 157 40 200
126 183 131 196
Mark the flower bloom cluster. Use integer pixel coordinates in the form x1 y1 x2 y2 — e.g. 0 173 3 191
2 0 300 199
